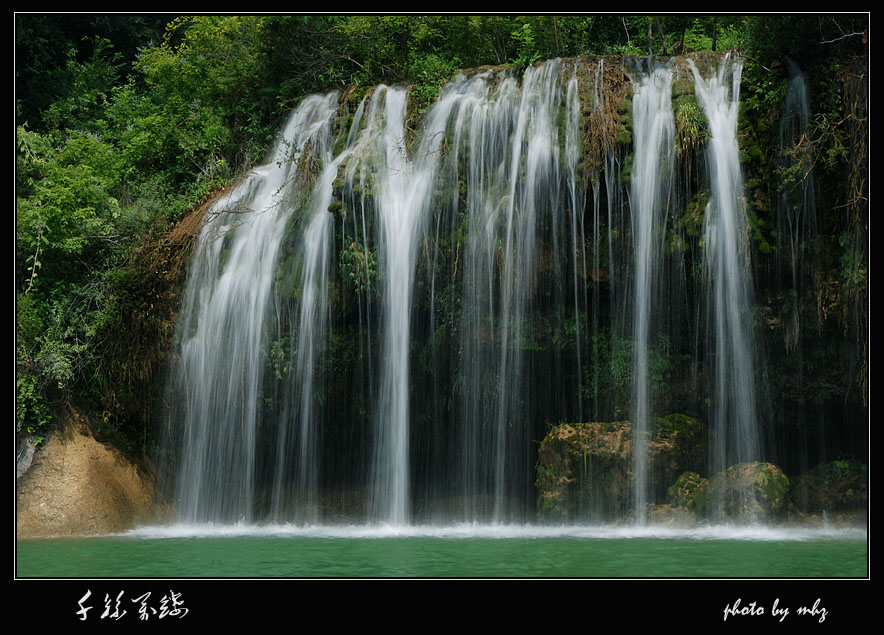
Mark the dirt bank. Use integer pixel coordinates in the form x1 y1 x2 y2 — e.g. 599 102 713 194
16 407 157 539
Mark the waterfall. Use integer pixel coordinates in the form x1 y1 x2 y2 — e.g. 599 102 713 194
566 66 588 423
776 59 820 471
689 54 762 486
345 84 456 524
778 59 816 353
161 54 768 528
428 60 584 522
628 59 674 524
163 93 340 523
350 86 419 525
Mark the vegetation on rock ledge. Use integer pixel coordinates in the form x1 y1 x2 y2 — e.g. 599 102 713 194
16 15 868 490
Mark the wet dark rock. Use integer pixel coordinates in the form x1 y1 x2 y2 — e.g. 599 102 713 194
535 414 706 521
790 459 868 512
667 470 706 509
692 461 790 522
536 421 632 521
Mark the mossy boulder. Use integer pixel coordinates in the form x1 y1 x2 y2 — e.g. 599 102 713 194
535 421 632 521
671 78 694 99
647 503 696 527
648 414 706 499
692 461 791 522
790 459 868 512
534 414 706 522
667 470 707 509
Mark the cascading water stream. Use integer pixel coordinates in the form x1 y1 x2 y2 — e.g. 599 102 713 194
430 60 583 522
164 93 340 523
778 59 816 353
689 54 762 496
269 110 366 521
161 54 771 529
348 84 457 524
565 66 587 422
776 59 820 471
492 61 565 522
433 69 522 521
361 86 418 525
628 60 674 524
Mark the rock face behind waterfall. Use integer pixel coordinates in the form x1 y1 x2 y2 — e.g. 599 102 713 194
535 414 705 521
667 470 706 508
791 460 868 512
536 421 632 521
647 414 707 498
691 461 791 522
152 53 867 527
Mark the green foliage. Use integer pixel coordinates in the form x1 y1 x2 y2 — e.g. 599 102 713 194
838 232 867 292
16 371 51 441
42 36 123 132
674 96 706 158
265 336 294 381
775 143 813 198
330 15 414 84
16 293 52 437
16 287 96 437
105 80 235 194
648 334 674 391
16 125 123 288
134 15 272 175
745 15 867 70
340 240 378 296
743 65 786 118
681 17 747 53
511 20 543 69
682 19 716 52
584 330 676 412
824 457 866 486
408 53 460 115
16 121 124 437
16 14 171 129
137 16 266 108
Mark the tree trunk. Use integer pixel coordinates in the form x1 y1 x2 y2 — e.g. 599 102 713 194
712 17 718 51
656 17 668 55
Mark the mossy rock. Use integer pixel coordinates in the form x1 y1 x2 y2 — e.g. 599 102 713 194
693 462 790 522
619 152 633 185
647 503 696 526
534 414 706 522
671 78 694 99
647 414 706 501
667 470 706 509
679 188 709 237
535 421 632 522
618 96 633 119
790 459 868 512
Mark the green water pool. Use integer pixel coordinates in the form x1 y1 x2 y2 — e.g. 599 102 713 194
16 524 867 578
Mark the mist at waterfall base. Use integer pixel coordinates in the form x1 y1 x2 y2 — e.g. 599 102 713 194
149 53 864 553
